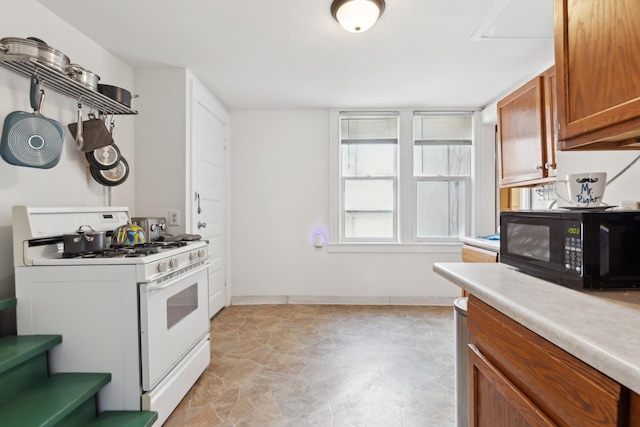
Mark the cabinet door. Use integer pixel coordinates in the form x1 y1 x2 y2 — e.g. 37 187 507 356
462 244 498 263
468 296 627 427
469 344 557 427
497 76 548 187
555 0 640 149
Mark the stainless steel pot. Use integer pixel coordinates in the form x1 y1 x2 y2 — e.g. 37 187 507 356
0 37 70 73
66 64 100 91
63 225 106 254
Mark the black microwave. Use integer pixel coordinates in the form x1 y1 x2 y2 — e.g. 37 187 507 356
500 210 640 290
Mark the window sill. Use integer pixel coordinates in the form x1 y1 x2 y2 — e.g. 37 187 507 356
326 242 462 254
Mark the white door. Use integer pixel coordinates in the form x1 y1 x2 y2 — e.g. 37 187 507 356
190 80 227 318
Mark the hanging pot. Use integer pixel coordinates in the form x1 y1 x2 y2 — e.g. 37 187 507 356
0 37 70 73
66 64 100 91
97 84 133 107
0 74 64 169
63 225 106 254
90 156 129 186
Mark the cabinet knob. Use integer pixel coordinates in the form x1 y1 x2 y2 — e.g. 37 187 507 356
544 162 555 170
197 222 207 229
536 164 543 170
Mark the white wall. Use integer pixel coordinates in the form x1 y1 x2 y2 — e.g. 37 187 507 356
0 0 136 334
230 110 463 305
555 150 640 206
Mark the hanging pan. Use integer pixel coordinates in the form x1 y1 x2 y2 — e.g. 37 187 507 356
85 143 121 170
90 156 129 186
0 74 64 169
84 115 120 169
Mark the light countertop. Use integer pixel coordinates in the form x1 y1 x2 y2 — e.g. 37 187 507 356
433 262 640 394
459 236 500 252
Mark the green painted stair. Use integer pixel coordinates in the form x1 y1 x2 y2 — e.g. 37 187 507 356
0 334 63 404
0 297 17 311
0 298 157 426
0 372 110 426
86 410 158 426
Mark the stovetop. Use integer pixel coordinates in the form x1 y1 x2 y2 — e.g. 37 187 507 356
61 241 190 259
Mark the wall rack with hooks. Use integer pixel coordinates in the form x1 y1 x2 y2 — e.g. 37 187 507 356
0 55 137 115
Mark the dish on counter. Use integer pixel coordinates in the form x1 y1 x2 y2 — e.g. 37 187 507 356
558 205 617 211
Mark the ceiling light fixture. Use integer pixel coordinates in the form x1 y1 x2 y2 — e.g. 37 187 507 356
331 0 386 33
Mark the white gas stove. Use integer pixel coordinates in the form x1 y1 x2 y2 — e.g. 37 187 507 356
12 206 211 426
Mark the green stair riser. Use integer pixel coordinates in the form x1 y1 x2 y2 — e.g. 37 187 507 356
0 352 48 404
0 298 17 312
0 372 110 427
86 411 159 427
56 396 99 427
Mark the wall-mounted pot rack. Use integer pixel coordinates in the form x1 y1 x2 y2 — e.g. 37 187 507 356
0 54 137 115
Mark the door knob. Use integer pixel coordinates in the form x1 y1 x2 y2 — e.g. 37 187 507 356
197 222 207 229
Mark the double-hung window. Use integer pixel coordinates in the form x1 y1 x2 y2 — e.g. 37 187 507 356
413 112 472 241
339 113 399 242
332 109 474 247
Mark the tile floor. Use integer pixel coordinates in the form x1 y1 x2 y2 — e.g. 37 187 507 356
164 304 456 427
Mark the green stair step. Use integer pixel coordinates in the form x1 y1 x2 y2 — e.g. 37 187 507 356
0 297 17 312
0 335 63 404
0 372 111 427
0 335 62 375
86 410 158 427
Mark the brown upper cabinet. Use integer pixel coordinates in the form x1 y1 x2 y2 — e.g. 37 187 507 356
554 0 640 150
497 66 557 188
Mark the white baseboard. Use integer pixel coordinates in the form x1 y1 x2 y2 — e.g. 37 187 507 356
230 295 457 306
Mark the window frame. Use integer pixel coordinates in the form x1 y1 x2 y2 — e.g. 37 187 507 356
336 111 400 243
329 109 480 252
411 111 474 242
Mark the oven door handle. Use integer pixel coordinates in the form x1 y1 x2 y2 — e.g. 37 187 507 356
145 261 211 292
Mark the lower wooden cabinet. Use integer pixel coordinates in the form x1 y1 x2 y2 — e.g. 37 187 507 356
460 244 499 297
467 295 633 427
462 244 499 263
469 343 556 426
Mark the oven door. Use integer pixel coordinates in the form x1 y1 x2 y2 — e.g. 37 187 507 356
139 263 210 391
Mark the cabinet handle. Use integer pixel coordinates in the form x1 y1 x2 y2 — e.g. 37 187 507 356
536 164 543 170
197 222 207 229
544 162 555 170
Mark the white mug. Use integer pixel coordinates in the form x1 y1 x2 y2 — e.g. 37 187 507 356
553 172 606 207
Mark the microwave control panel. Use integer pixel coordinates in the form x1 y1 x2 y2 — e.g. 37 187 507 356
563 222 582 275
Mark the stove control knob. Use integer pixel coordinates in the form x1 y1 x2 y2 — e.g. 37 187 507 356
170 258 179 268
159 223 166 230
198 249 205 258
150 224 158 232
190 252 198 261
157 262 168 272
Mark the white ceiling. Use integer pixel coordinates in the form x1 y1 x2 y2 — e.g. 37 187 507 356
37 0 555 110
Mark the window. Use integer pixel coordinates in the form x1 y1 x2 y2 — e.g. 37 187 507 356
340 113 398 241
332 110 474 247
413 113 472 241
